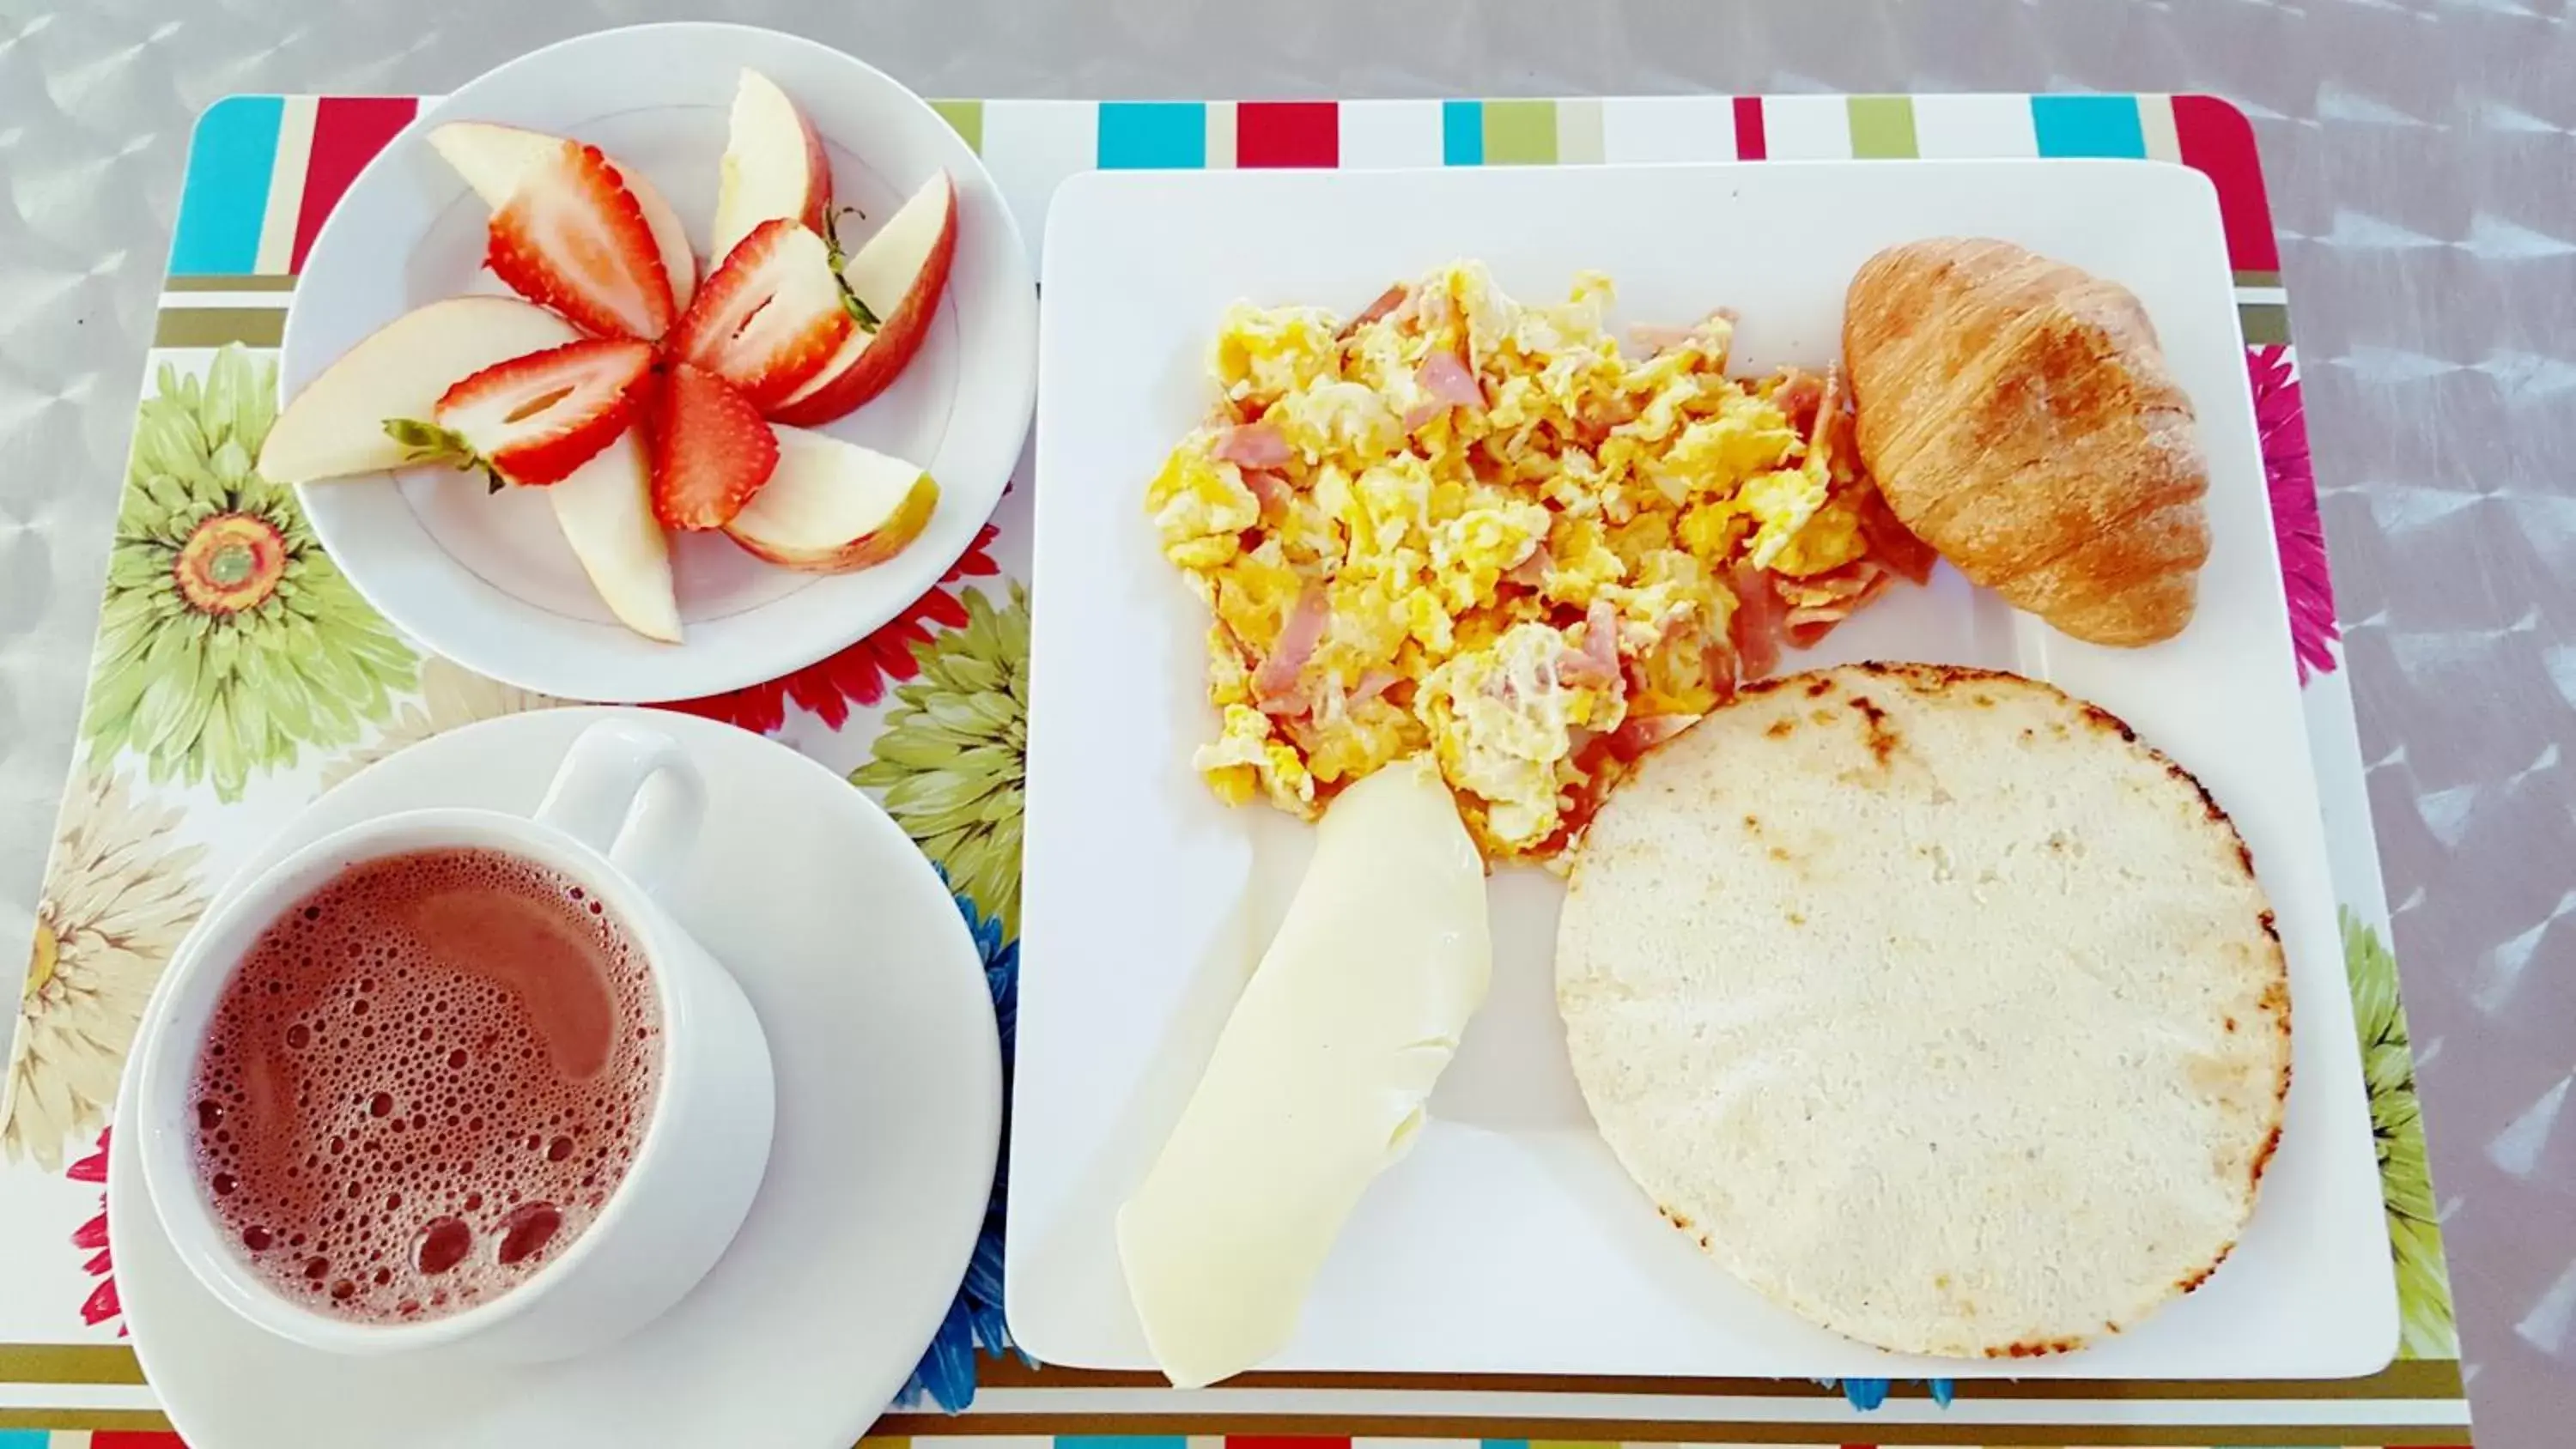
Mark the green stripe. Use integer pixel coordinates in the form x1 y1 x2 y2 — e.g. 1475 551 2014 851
1484 100 1558 165
0 1409 175 1432
0 1344 145 1385
164 273 299 294
2239 301 2291 346
1846 95 1920 158
929 99 984 154
155 306 287 349
2233 269 2284 289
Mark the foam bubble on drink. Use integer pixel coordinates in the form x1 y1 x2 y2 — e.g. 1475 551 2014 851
187 847 661 1325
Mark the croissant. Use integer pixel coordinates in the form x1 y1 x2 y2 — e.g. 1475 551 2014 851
1842 239 2209 647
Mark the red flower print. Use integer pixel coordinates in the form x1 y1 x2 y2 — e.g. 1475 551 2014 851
67 1127 124 1336
2248 344 2340 682
658 524 1003 734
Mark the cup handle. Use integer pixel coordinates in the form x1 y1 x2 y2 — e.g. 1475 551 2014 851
533 719 707 893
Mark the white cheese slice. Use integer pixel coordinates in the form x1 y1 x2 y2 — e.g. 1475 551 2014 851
1116 755 1492 1388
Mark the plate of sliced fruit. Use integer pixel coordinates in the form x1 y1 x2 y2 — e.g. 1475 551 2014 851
258 22 1036 701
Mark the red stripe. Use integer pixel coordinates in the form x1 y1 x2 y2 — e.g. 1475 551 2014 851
2171 94 2280 272
94 1434 189 1449
1229 1439 1351 1449
1238 101 1339 167
291 96 421 273
1733 95 1767 160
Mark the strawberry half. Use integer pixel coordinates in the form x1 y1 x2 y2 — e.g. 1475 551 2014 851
652 362 780 530
665 218 852 411
487 140 678 341
400 338 658 487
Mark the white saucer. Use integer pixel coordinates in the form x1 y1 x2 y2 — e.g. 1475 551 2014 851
113 707 1002 1449
286 23 1038 702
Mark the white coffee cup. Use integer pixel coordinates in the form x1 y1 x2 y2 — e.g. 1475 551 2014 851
131 717 775 1363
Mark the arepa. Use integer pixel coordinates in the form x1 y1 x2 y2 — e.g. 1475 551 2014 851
1556 663 2289 1358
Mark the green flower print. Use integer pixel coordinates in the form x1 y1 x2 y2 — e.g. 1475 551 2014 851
852 584 1029 937
2344 907 2458 1359
82 347 417 800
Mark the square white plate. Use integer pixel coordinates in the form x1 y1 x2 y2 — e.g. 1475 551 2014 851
1015 161 2396 1380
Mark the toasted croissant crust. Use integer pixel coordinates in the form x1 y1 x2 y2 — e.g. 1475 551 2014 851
1843 239 2210 647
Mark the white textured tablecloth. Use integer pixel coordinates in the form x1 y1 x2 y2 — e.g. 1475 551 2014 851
3 3 2570 1444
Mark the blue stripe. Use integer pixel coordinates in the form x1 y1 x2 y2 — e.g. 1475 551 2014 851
1839 1377 1893 1410
1443 100 1485 165
0 1432 52 1448
2030 94 2148 157
1097 101 1205 168
171 94 283 276
1059 1438 1186 1449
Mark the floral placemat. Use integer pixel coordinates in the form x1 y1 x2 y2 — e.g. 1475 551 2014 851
0 92 2470 1448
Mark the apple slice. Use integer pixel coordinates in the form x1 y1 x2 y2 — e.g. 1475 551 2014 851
261 296 579 486
721 426 938 573
710 69 833 268
429 121 699 312
548 427 682 644
766 171 957 427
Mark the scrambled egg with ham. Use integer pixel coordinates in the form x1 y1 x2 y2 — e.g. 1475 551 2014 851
1147 262 1930 864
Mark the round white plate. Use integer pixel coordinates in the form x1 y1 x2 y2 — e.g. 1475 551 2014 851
285 23 1037 702
114 707 1002 1449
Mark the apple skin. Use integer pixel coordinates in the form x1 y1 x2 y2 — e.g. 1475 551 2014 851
721 427 940 574
764 173 957 427
429 121 698 312
261 296 580 486
710 70 835 267
726 473 936 573
783 110 833 240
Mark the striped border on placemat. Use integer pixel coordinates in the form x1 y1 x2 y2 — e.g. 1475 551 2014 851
0 1357 2488 1449
153 93 2290 348
0 1420 2492 1449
